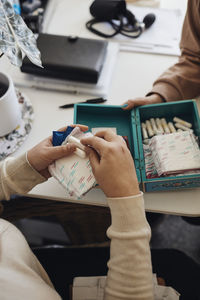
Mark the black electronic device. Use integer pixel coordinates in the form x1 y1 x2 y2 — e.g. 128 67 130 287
21 33 108 84
86 0 156 39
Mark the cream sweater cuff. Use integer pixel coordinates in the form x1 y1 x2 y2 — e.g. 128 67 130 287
107 192 150 233
0 153 46 200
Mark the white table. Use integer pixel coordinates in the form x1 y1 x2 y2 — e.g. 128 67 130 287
2 0 199 217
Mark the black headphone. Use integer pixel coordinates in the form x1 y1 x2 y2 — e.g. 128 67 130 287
86 0 156 39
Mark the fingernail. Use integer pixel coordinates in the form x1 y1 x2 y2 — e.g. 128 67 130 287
122 104 128 108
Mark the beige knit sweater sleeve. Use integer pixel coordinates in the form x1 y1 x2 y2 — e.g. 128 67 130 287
0 153 46 201
149 0 200 102
105 193 154 300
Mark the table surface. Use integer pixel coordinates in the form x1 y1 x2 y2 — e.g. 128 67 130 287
2 0 199 217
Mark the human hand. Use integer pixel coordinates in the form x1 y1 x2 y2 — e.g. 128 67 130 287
81 130 140 198
27 124 88 179
122 93 163 110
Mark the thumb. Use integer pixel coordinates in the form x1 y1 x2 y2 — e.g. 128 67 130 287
122 98 150 110
122 100 135 110
47 143 76 161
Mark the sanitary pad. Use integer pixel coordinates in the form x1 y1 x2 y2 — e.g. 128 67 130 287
49 127 96 199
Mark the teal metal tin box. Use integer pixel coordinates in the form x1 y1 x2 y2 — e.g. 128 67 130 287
74 100 200 192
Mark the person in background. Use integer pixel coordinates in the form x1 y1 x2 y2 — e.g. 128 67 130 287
122 0 200 228
122 0 200 110
0 125 154 300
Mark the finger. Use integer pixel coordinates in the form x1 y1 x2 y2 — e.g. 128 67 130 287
56 126 68 132
81 136 107 153
70 124 89 131
94 129 117 141
47 143 76 160
122 100 136 110
88 148 100 173
121 102 128 109
132 99 148 106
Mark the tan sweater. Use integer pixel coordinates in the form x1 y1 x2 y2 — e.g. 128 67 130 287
0 154 154 300
150 0 200 102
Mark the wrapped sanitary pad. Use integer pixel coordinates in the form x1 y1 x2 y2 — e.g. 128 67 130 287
49 127 96 199
149 131 200 176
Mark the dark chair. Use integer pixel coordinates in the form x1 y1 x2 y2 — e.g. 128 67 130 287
33 245 110 299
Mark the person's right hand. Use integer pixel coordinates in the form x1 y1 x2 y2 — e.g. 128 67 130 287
122 93 163 110
81 130 140 198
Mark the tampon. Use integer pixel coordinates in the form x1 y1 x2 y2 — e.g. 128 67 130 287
74 148 87 159
145 120 154 137
68 136 86 151
173 117 192 128
174 123 193 132
161 118 170 134
150 118 159 135
155 118 164 134
68 136 87 158
143 139 149 145
141 123 148 139
168 122 176 133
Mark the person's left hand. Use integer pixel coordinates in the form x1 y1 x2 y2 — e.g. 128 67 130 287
122 94 163 110
27 124 88 178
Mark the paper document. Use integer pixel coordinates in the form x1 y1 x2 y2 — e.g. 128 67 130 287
118 6 184 56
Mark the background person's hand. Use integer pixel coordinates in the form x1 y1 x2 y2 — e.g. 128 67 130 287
81 130 140 198
122 93 163 110
27 124 88 179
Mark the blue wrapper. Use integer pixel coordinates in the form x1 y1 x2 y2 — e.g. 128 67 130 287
52 126 74 146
